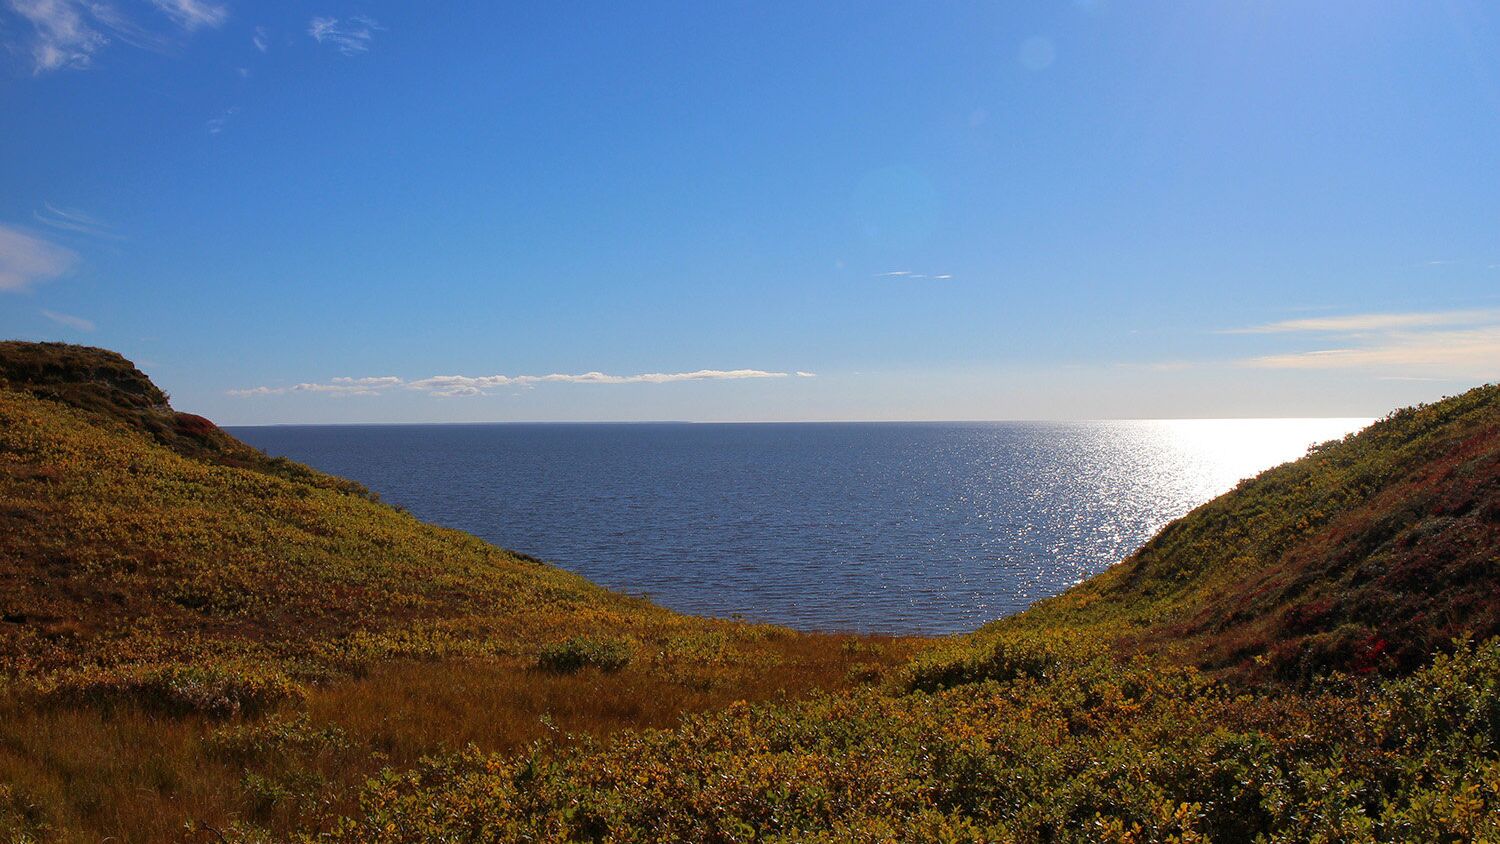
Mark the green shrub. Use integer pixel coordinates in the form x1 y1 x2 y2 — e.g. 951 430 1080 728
902 631 1096 691
206 713 349 763
536 636 632 673
1382 637 1500 754
37 662 302 717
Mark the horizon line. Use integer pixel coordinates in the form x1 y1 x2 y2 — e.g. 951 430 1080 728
222 415 1377 428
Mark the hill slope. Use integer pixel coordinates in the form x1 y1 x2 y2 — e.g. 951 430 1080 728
329 386 1500 842
0 341 369 496
1012 383 1500 681
0 349 677 687
0 344 909 840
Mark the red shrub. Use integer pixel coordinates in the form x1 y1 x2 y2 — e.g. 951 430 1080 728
173 412 218 437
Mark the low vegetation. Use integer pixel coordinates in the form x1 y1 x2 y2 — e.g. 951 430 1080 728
0 344 913 840
1 342 1496 841
1009 382 1500 682
536 636 634 674
330 636 1500 843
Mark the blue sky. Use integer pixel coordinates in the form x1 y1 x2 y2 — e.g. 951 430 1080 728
1 1 1497 423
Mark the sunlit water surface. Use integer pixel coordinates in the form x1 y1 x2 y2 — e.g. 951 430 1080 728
230 419 1368 634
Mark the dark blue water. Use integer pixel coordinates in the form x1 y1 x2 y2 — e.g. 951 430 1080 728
229 419 1364 634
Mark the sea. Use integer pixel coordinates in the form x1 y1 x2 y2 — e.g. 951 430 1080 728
228 418 1368 635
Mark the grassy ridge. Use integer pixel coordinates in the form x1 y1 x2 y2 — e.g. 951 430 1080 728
0 382 680 677
0 341 370 496
1010 383 1500 681
0 348 901 686
0 345 913 840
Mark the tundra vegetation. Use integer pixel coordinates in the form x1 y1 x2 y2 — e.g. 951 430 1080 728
0 342 1496 842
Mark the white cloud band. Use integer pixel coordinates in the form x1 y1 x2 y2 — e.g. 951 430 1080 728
1226 309 1500 335
874 270 954 280
1234 309 1500 380
230 368 809 398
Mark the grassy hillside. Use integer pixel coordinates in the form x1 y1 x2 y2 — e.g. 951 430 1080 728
0 341 370 496
1010 383 1500 682
327 386 1500 842
0 344 912 840
2 342 1497 842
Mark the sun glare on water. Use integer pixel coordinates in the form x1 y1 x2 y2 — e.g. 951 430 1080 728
1148 417 1374 502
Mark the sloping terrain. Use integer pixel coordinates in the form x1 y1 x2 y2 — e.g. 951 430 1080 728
0 344 910 840
0 341 369 495
1013 383 1500 682
330 386 1500 842
0 351 696 690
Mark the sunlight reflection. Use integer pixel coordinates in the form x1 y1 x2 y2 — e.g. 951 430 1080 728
1146 418 1371 501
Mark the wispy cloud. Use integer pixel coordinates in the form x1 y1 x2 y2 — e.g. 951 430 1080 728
408 369 792 392
308 15 381 56
227 378 399 398
251 25 266 51
206 106 239 135
0 224 77 292
874 271 954 280
795 371 817 378
1226 309 1500 335
230 368 803 398
332 376 403 388
147 0 225 31
224 386 280 397
40 308 94 331
1234 309 1500 380
4 0 226 73
6 0 109 72
33 202 122 240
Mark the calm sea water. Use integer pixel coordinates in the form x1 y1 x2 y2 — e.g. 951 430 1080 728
229 419 1367 635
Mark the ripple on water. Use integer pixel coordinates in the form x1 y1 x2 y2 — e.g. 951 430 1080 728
230 419 1368 635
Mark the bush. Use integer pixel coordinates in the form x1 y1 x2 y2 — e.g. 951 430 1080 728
902 631 1096 692
329 637 1500 843
37 662 303 717
536 636 632 673
206 713 349 763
